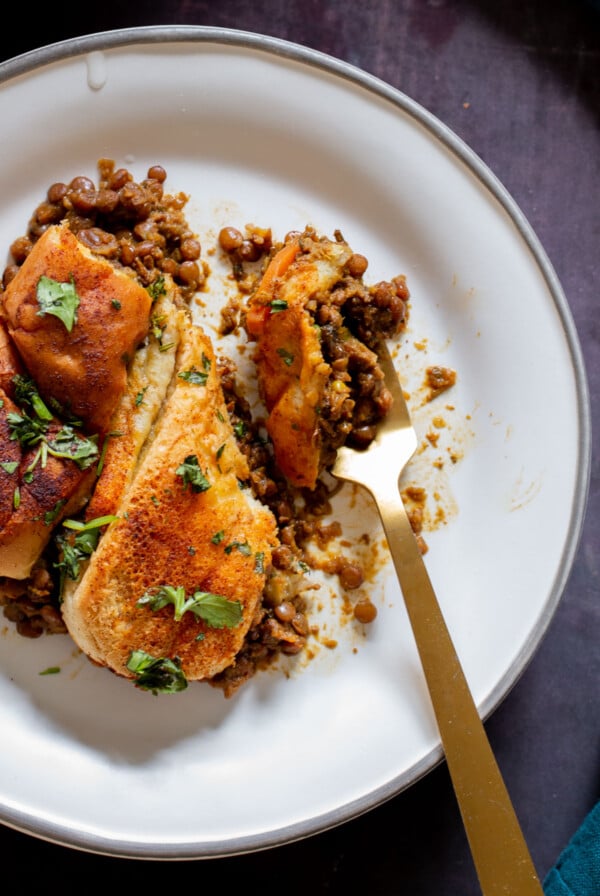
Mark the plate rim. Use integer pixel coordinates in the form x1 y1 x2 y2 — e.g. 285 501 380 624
0 24 592 859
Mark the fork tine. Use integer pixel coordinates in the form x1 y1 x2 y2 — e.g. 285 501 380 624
331 338 417 486
372 337 415 435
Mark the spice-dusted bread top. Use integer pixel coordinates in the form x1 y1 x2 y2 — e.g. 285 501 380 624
61 319 279 684
1 222 152 435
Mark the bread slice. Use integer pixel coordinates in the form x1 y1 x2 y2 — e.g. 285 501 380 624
60 316 279 685
2 223 152 435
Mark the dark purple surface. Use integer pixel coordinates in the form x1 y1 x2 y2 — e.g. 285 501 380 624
1 2 598 892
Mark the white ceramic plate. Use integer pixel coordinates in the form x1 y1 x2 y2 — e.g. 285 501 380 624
0 26 591 859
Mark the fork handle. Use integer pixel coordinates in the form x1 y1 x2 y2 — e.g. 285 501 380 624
370 477 544 895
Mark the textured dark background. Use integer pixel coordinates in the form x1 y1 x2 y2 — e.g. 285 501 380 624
0 2 598 892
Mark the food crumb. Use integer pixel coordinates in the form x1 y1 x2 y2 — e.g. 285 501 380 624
425 365 457 400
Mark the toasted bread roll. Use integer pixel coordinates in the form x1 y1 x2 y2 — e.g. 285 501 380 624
61 320 279 684
2 223 152 435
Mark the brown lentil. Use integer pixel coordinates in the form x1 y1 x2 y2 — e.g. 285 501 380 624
339 561 364 591
0 158 209 304
354 598 378 624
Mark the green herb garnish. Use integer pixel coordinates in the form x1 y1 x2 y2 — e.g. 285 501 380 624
178 366 209 386
44 498 66 526
7 377 99 471
147 275 166 303
13 375 53 421
126 650 188 694
45 426 99 469
277 347 294 366
36 275 80 332
54 515 118 591
175 455 211 493
224 540 252 557
6 409 47 450
135 387 148 406
150 311 166 343
137 584 243 628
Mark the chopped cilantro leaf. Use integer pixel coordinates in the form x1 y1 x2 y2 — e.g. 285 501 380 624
178 366 208 386
44 498 66 526
36 275 80 332
54 515 118 591
6 409 47 449
137 584 243 628
147 275 167 302
151 312 166 342
126 650 188 694
176 455 211 493
135 387 148 406
277 347 294 366
13 375 53 421
224 540 252 556
45 426 99 469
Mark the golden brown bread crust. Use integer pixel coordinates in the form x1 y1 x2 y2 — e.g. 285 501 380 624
2 223 152 435
0 318 23 395
61 320 279 683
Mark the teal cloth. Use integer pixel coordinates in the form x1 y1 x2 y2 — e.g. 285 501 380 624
543 802 600 895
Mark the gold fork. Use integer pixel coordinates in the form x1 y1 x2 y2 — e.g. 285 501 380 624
332 338 544 896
